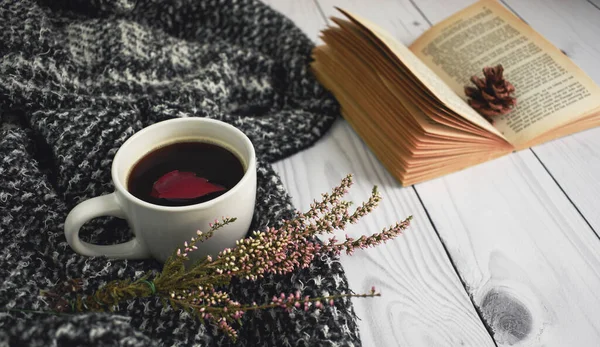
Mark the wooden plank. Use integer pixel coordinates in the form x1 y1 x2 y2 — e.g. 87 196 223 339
412 0 476 23
274 121 495 347
260 0 325 43
496 0 600 230
412 0 600 231
414 152 600 347
410 0 600 345
268 1 495 345
590 0 600 11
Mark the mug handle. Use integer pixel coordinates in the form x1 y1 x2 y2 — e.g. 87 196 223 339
64 193 151 259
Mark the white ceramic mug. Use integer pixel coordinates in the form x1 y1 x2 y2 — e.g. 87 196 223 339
64 118 257 263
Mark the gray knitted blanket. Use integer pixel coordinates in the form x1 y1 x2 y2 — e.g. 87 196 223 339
0 0 361 346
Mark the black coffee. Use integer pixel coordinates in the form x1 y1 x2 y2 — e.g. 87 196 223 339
127 141 244 207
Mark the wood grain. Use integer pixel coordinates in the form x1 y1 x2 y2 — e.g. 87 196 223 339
411 3 600 337
262 1 495 345
265 0 600 346
415 0 600 233
274 121 495 347
414 151 600 346
497 0 600 231
410 0 600 345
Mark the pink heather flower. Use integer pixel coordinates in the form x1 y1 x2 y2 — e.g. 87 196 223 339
153 176 409 339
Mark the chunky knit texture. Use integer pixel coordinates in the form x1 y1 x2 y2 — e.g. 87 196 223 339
0 0 361 346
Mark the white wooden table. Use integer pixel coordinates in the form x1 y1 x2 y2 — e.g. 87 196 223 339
261 1 600 346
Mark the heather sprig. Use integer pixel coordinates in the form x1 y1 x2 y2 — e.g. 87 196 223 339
42 174 411 340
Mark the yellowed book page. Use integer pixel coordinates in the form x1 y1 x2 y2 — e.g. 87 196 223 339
339 9 505 140
314 46 504 153
401 150 509 186
312 60 500 168
516 109 600 150
321 23 504 144
409 0 600 146
314 49 500 159
328 18 500 141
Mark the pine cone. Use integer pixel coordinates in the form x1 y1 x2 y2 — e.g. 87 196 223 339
465 65 516 122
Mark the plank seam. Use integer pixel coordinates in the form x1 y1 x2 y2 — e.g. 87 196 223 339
529 148 598 237
312 0 329 24
498 0 528 24
500 0 598 237
587 0 600 12
404 1 496 342
412 186 498 346
407 0 433 26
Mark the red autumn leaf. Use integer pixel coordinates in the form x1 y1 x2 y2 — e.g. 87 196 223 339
151 170 226 200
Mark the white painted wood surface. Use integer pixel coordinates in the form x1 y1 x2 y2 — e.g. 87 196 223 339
264 0 600 346
260 0 325 42
264 1 494 346
499 0 600 232
273 121 495 347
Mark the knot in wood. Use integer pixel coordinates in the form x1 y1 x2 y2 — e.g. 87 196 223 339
480 289 532 345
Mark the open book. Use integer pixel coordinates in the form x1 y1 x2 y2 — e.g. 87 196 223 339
311 0 600 186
